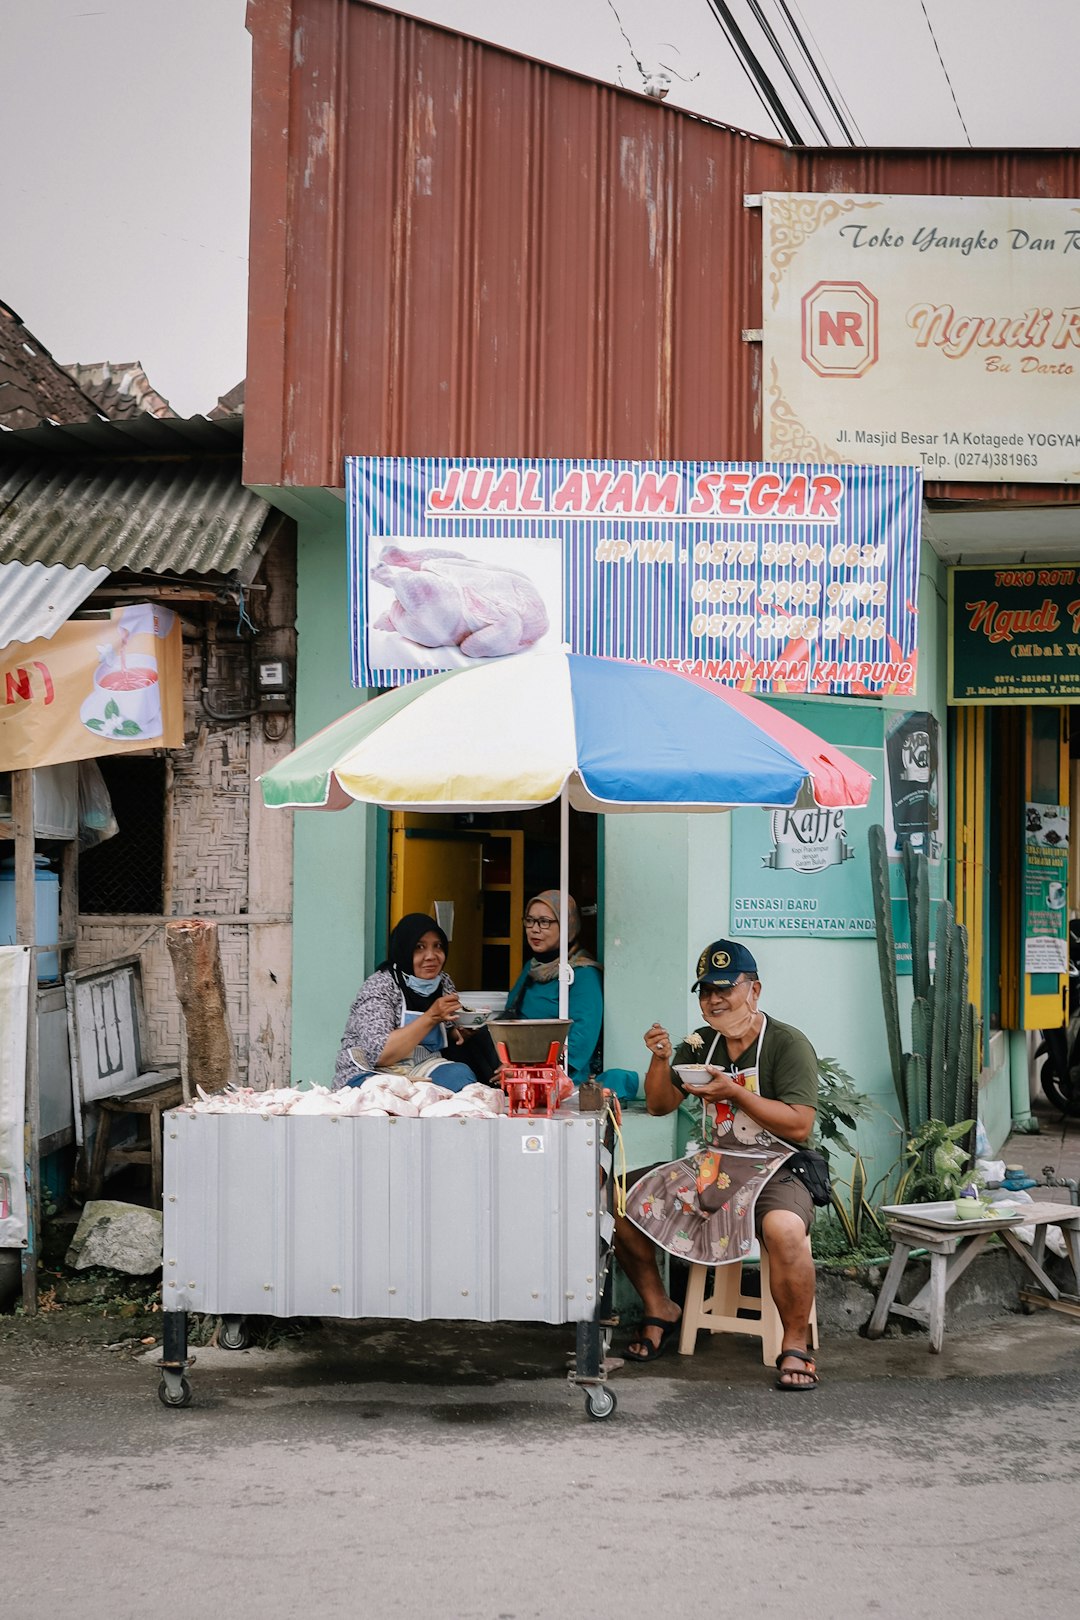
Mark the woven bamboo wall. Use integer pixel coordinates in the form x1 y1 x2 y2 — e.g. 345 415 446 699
74 531 296 1088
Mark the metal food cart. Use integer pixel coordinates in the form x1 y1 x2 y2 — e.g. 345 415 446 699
158 1100 620 1420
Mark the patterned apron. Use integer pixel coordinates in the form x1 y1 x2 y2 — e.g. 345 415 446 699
625 1018 793 1265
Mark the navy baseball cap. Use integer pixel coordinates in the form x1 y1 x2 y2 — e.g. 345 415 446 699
692 939 759 992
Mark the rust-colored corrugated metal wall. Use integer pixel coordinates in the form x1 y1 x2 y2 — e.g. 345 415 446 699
245 0 1080 511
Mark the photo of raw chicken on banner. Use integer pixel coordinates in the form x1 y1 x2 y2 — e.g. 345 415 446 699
347 454 921 697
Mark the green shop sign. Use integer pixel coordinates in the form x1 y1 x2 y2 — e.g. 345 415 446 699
949 564 1080 704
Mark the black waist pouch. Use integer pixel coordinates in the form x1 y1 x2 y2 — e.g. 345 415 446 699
785 1148 833 1207
452 1025 502 1087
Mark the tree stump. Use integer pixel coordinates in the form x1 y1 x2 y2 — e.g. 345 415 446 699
166 919 235 1094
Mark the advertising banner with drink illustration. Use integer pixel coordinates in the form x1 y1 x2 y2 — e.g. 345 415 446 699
729 746 882 937
762 193 1080 483
0 945 30 1248
347 456 921 698
1023 803 1070 974
0 604 182 770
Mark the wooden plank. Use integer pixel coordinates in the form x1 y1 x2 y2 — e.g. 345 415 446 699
866 1240 912 1338
905 1230 991 1311
248 722 293 1091
1019 1288 1080 1320
1061 1224 1080 1294
928 1254 947 1353
13 772 39 1314
245 533 296 1092
69 912 291 926
888 1302 929 1325
1001 1230 1060 1299
59 841 78 974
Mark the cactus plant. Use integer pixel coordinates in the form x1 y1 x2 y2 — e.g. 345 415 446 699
904 1050 927 1133
869 826 981 1141
868 825 907 1127
903 840 931 1005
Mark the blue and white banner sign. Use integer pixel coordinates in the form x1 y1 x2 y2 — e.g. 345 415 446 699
346 457 922 696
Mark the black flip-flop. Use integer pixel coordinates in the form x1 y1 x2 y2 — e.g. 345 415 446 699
625 1315 681 1363
775 1349 819 1391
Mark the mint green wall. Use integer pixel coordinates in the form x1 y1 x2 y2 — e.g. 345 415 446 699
979 1034 1013 1153
263 487 954 1176
603 538 951 1193
256 490 376 1085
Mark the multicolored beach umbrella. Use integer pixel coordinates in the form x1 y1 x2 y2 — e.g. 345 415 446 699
261 650 872 1014
260 649 872 816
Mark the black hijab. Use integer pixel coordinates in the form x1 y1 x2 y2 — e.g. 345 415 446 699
379 912 451 1011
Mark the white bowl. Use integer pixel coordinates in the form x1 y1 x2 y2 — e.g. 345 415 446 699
674 1064 713 1090
451 1008 488 1029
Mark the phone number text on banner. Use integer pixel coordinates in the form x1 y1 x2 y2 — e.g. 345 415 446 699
347 457 922 696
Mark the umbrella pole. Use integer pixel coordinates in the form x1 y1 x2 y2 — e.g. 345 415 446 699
558 784 571 1019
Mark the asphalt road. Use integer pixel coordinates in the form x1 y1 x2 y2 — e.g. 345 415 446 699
3 1319 1080 1620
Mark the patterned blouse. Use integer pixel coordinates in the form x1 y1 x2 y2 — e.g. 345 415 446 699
332 968 457 1089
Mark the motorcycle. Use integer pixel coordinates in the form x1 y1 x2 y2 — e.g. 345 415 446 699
1035 920 1080 1116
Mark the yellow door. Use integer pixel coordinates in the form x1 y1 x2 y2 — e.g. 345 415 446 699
389 813 485 987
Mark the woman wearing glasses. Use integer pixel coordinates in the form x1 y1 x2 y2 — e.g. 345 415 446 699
503 891 603 1085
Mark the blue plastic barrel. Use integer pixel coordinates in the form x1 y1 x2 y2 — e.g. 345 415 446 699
0 855 61 981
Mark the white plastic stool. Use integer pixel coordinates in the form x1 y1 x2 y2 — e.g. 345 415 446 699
677 1235 819 1366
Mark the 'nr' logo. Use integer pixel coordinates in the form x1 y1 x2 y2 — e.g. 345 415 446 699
801 281 879 378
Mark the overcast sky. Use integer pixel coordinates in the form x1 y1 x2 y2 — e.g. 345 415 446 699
1 0 1077 418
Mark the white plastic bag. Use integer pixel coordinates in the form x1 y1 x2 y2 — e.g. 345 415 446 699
77 759 119 852
987 1190 1069 1258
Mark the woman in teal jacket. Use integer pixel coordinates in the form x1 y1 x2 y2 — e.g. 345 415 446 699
504 890 602 1084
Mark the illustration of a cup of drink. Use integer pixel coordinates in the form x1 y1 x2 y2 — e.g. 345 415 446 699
80 604 173 740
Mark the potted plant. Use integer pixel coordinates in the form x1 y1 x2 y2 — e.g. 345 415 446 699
811 1059 890 1263
897 1117 993 1218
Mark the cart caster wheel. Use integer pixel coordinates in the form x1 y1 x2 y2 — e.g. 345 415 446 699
158 1375 192 1409
584 1386 617 1421
220 1319 249 1351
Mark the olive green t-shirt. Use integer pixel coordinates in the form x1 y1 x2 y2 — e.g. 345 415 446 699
671 1016 819 1113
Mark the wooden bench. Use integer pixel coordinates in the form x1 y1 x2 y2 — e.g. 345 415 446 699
867 1201 1080 1354
66 955 185 1207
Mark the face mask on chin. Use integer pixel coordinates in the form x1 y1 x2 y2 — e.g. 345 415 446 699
707 991 758 1041
403 970 440 995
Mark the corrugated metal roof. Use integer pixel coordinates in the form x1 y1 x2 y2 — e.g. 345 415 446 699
0 559 109 653
243 0 1080 516
0 411 242 457
0 453 277 578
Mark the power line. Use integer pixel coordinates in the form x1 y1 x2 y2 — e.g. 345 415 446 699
704 0 862 145
743 0 837 142
774 0 864 144
918 0 972 145
703 0 805 144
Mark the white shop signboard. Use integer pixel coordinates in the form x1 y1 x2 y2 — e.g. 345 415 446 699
762 193 1080 484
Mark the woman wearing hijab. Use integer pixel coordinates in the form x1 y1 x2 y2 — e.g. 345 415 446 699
503 891 603 1085
332 912 476 1092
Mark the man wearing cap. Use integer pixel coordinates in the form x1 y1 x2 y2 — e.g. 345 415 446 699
613 939 821 1389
